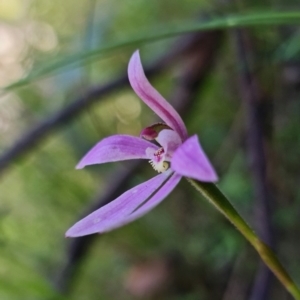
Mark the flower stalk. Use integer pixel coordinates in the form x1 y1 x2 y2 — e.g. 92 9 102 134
187 178 300 300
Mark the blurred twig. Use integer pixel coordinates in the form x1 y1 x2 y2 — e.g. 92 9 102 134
55 30 223 294
234 29 275 300
213 107 244 173
222 251 249 300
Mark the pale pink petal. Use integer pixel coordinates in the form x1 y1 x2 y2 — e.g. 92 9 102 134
156 129 182 157
171 135 218 182
145 147 155 157
105 173 182 231
65 171 172 237
128 50 188 140
76 135 158 169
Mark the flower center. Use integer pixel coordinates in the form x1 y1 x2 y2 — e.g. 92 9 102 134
142 125 181 174
148 147 170 173
149 160 170 173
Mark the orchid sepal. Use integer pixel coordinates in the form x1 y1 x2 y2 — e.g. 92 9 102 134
128 50 188 141
76 135 158 169
171 135 218 182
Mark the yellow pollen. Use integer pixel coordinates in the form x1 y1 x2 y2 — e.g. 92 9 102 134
149 160 169 173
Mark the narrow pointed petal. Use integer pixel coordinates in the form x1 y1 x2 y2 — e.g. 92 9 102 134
128 50 188 140
106 173 181 231
171 135 218 182
81 172 181 234
66 171 172 237
76 135 158 169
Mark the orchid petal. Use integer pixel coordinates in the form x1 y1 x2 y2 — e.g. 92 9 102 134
66 171 172 237
107 173 181 230
171 135 218 182
145 147 160 162
156 129 182 157
76 135 158 169
128 50 188 140
97 173 181 233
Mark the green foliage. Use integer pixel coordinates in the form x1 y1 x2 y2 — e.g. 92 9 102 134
4 11 300 91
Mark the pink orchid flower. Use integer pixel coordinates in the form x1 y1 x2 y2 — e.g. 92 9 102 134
66 51 218 237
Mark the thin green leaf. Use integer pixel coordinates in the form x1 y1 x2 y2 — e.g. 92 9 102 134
4 11 300 91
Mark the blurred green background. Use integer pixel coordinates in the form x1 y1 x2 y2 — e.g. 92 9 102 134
0 0 300 299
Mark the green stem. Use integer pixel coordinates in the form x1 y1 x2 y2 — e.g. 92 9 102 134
187 178 300 299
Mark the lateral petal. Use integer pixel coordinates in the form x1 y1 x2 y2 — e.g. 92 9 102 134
65 171 172 237
76 135 158 169
128 50 188 140
171 135 218 182
104 173 182 232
